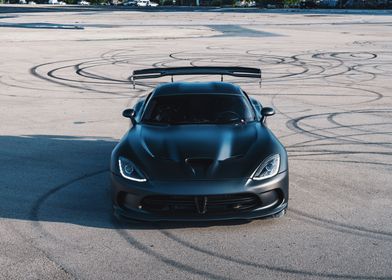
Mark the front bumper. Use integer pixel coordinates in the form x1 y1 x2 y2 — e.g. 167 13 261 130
111 170 288 221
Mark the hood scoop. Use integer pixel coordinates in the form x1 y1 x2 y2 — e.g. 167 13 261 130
185 158 214 177
132 123 265 180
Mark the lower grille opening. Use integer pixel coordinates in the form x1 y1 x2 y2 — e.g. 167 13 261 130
141 193 263 216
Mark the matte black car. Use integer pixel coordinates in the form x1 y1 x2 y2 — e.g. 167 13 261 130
110 67 288 221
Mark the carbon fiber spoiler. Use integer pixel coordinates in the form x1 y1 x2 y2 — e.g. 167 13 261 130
130 66 262 88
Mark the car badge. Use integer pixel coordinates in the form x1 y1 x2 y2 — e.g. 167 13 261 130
194 196 208 214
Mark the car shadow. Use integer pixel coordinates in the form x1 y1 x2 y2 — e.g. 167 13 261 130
0 134 253 229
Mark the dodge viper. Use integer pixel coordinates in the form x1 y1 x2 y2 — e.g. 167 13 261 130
110 67 288 221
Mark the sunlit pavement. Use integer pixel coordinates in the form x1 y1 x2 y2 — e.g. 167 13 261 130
0 6 391 279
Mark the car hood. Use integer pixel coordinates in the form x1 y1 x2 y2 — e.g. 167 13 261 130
123 122 278 180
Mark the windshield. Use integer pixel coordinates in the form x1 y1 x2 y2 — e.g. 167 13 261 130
142 94 255 125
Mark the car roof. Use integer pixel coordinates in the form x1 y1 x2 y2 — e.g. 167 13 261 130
152 82 243 97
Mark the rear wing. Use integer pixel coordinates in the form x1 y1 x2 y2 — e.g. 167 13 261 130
129 66 262 89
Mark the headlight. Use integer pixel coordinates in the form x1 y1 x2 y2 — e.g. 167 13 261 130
252 154 280 181
118 156 147 182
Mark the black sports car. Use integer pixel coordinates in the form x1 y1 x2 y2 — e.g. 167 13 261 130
110 67 288 221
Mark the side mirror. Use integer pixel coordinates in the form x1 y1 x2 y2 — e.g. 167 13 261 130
122 108 136 125
261 107 275 117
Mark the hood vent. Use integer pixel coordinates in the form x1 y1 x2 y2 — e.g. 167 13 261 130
185 158 214 177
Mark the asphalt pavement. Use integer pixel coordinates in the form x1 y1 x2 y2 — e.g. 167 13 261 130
0 6 391 280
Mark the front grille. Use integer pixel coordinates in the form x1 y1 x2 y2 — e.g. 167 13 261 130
141 193 262 216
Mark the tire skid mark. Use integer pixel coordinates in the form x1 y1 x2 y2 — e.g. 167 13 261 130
114 224 232 280
25 167 231 280
8 169 109 280
263 71 388 159
285 109 392 149
287 127 392 148
158 230 391 280
6 221 76 280
26 49 392 103
288 150 392 157
20 169 110 278
3 46 387 279
31 62 131 96
29 168 109 221
289 209 392 241
279 122 391 142
290 158 392 167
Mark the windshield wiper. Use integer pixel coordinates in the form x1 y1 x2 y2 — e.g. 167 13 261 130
170 119 213 125
214 118 247 125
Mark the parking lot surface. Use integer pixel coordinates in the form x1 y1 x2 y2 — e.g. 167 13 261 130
0 6 391 279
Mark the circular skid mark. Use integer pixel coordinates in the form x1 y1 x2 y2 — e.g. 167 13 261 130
27 49 392 99
290 157 392 167
163 50 386 84
283 109 392 167
352 63 392 76
289 209 392 241
20 162 276 279
23 161 236 280
288 150 392 159
267 84 383 107
114 221 392 280
29 169 109 222
286 109 392 147
23 168 112 252
328 110 392 134
8 169 109 279
114 226 231 280
31 60 133 96
156 229 391 280
6 219 77 279
331 52 377 60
